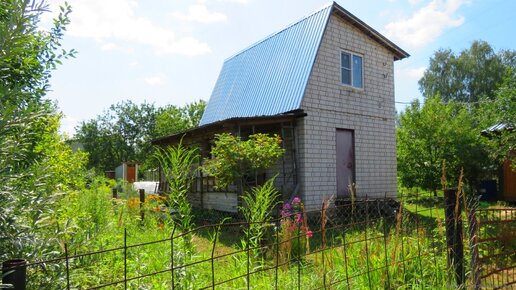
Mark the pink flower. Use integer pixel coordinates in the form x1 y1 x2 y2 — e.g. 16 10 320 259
292 197 301 203
296 213 302 223
283 203 291 210
306 230 313 238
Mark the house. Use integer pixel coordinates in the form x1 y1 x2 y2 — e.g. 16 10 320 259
152 2 409 212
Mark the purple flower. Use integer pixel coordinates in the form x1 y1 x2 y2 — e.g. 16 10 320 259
292 197 301 203
283 203 292 210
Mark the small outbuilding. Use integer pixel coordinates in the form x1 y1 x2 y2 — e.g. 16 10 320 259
115 162 139 184
153 1 409 211
482 123 516 201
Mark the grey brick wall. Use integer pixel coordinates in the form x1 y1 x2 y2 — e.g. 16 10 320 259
298 13 398 210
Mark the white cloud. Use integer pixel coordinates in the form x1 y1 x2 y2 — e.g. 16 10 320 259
99 42 134 53
397 66 427 80
66 0 211 56
172 4 227 23
408 0 423 5
100 42 117 51
383 0 469 50
217 0 251 4
144 73 167 86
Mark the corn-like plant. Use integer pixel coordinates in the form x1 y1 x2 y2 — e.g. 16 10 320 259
240 176 280 254
154 141 199 232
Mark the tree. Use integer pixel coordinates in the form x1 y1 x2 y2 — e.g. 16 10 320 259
202 133 285 192
397 97 489 193
154 99 206 138
75 100 159 171
478 67 516 165
76 100 206 172
1 0 86 260
419 41 514 103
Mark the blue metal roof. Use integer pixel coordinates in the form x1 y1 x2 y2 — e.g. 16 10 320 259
199 4 332 126
199 2 410 126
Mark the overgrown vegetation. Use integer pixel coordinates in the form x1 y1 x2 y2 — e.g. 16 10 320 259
202 133 285 191
240 177 280 252
398 41 516 191
154 142 199 231
0 0 86 261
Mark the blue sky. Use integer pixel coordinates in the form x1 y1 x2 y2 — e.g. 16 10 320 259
42 0 516 135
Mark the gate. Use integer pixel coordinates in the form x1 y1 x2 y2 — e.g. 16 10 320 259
471 207 516 289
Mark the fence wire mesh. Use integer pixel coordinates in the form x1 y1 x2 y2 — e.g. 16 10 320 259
2 191 515 289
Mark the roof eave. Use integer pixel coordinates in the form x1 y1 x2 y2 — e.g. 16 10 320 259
151 110 306 146
331 2 410 61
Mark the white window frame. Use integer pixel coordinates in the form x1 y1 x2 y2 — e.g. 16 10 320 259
340 50 363 89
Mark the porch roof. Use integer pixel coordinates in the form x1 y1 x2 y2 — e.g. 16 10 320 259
151 110 305 146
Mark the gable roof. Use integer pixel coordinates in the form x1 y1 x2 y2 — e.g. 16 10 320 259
199 2 409 126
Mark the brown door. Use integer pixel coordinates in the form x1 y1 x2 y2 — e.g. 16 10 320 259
502 159 516 200
336 129 355 197
127 165 136 183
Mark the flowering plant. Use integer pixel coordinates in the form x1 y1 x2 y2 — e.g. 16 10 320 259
279 197 312 264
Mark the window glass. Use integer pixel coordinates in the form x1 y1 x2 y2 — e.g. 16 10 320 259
352 55 362 88
340 51 363 88
341 68 350 85
341 52 350 69
341 52 351 85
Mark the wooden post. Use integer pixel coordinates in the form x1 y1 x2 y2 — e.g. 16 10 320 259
444 188 464 287
139 189 145 221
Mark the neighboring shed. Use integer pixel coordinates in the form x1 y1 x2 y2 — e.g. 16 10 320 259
482 123 516 201
115 162 139 184
153 1 409 211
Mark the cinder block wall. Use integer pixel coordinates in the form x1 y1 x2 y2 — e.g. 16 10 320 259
299 14 398 210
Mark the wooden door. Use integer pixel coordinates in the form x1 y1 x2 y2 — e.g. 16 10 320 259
502 159 516 201
127 165 136 183
336 129 355 197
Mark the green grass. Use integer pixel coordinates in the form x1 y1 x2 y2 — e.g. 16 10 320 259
25 184 465 289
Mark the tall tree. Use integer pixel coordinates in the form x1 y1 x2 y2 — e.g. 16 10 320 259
75 100 158 171
478 67 516 165
419 40 513 103
154 99 206 138
397 97 489 193
75 100 206 171
1 0 86 260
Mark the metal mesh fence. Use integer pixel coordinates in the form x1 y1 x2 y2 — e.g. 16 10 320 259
2 192 515 289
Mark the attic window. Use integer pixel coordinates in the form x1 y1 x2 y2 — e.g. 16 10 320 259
341 51 363 88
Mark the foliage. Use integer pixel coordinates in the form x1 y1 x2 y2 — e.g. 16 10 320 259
419 40 514 103
202 133 285 190
397 97 489 192
478 67 516 166
154 142 199 231
74 100 158 171
75 100 206 172
240 176 280 252
0 0 87 261
154 99 206 138
0 0 76 104
22 192 458 289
